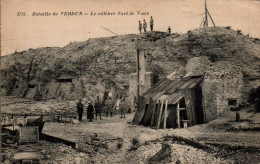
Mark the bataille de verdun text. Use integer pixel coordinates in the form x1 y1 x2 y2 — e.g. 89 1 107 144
17 11 149 16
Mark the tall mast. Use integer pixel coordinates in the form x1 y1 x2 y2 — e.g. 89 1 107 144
200 0 216 28
204 0 208 27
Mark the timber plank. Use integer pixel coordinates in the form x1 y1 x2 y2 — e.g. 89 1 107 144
132 96 147 125
143 98 155 126
165 80 188 95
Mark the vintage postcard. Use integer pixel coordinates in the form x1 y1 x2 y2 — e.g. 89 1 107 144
1 0 260 163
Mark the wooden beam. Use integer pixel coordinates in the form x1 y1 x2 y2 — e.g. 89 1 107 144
163 99 168 129
41 133 78 149
177 101 180 128
137 49 140 107
206 8 216 27
156 100 164 129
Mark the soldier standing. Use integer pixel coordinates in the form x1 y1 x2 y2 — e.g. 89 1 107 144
105 97 113 117
119 97 127 119
138 21 142 33
168 26 171 34
76 99 84 121
87 101 94 122
150 16 154 31
143 19 147 33
94 96 102 120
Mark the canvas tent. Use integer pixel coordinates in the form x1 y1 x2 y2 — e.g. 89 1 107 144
132 75 204 129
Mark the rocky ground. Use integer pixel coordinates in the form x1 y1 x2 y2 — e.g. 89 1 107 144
2 141 89 164
40 111 260 164
1 96 77 115
2 97 260 164
1 27 260 101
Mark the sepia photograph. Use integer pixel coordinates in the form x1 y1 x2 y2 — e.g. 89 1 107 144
1 0 260 163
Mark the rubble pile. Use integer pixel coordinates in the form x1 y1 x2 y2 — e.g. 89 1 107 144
142 31 170 42
125 140 229 164
1 141 89 164
77 133 124 158
124 143 162 164
40 143 89 164
148 142 225 164
1 27 259 101
185 56 211 76
48 103 76 115
1 98 78 116
205 61 243 79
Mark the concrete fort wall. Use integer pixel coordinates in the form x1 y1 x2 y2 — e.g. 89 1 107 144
201 61 244 122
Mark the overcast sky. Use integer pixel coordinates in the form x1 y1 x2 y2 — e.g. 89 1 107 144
1 0 260 56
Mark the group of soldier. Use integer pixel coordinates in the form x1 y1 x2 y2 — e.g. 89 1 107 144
138 16 153 33
138 16 172 34
76 96 129 122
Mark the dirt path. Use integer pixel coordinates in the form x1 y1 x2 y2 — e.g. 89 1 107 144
42 113 168 163
41 112 260 163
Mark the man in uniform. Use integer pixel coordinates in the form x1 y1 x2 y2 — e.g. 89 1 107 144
168 26 171 34
94 96 102 120
105 97 113 117
119 97 129 119
76 99 84 121
138 21 142 33
150 16 154 31
143 19 147 33
87 101 94 122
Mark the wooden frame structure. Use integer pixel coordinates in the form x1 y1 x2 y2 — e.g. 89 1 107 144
132 76 204 129
150 98 186 129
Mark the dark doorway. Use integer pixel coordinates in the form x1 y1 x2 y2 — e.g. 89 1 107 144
179 97 188 119
140 104 149 125
166 104 177 128
153 75 159 85
194 85 204 124
228 99 238 106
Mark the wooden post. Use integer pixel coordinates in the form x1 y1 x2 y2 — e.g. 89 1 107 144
163 99 168 129
156 100 164 129
137 49 140 107
150 100 157 128
205 0 208 27
177 101 180 128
